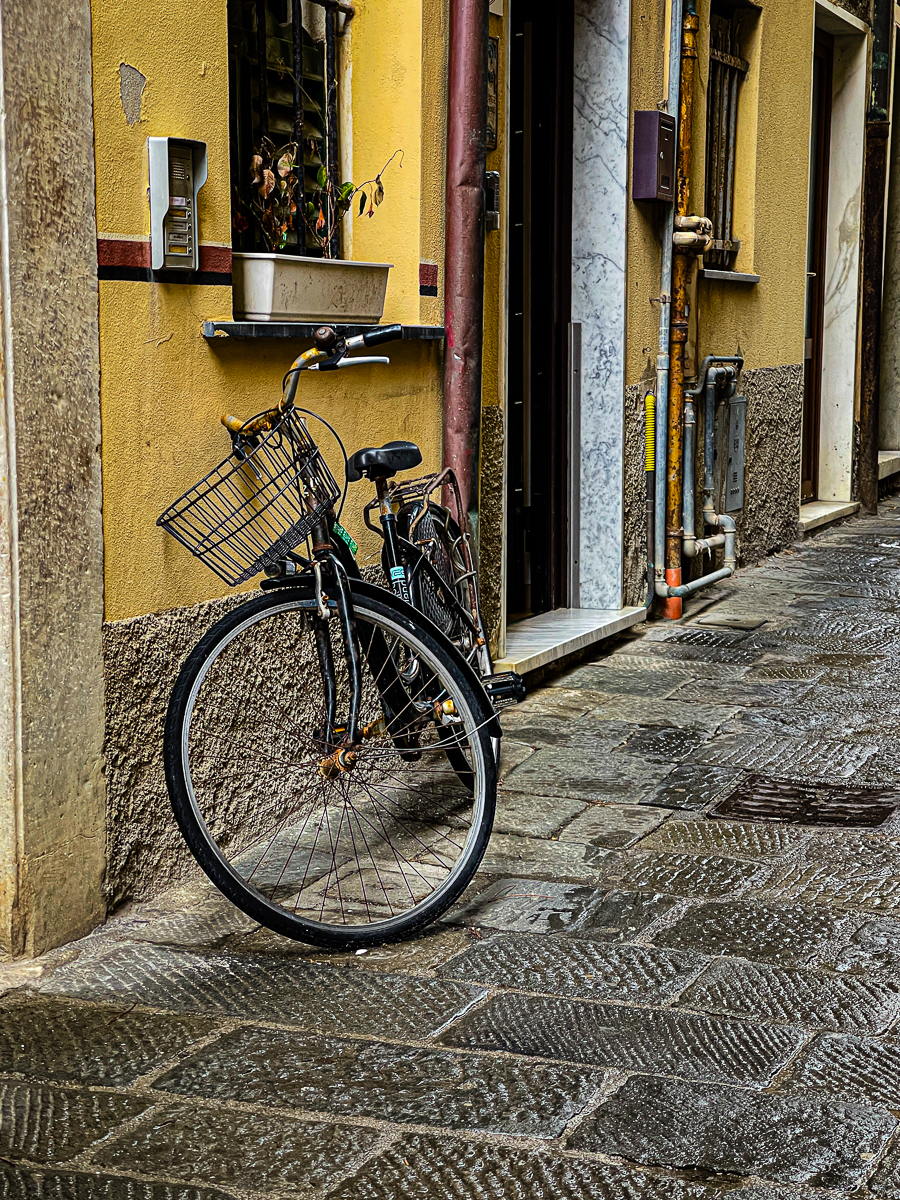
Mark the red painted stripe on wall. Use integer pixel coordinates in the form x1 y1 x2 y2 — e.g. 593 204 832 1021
97 240 232 273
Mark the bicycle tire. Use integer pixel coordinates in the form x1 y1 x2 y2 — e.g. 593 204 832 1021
164 584 497 949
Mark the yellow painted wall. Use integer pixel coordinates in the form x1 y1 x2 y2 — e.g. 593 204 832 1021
91 0 447 622
626 0 813 383
692 1 811 372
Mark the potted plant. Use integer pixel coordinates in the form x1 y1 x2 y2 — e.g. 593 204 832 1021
231 145 402 324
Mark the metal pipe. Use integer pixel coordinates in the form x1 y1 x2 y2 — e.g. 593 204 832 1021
663 0 700 618
653 0 685 597
442 0 489 520
859 0 893 513
659 566 733 598
645 391 656 608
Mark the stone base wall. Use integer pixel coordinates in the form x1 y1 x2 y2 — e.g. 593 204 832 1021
622 362 804 605
103 594 249 907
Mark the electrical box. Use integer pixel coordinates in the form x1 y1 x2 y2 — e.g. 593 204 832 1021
148 137 208 272
725 395 747 513
632 111 676 203
485 171 501 233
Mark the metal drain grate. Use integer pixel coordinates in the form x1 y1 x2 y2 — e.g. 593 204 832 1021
710 774 900 827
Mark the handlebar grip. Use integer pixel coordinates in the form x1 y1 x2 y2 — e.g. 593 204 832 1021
221 410 278 437
362 324 403 348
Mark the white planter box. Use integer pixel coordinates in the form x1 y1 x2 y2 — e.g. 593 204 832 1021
232 253 393 323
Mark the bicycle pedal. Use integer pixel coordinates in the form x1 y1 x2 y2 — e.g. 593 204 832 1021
483 671 526 711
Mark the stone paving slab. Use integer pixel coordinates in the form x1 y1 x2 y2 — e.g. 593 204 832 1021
93 1103 383 1194
0 1164 242 1199
445 879 678 940
641 763 746 810
0 997 215 1087
493 790 588 837
0 1079 152 1167
616 725 712 763
570 1074 896 1190
326 1132 782 1200
780 1032 900 1106
680 958 900 1034
594 653 748 678
440 992 806 1084
640 818 807 859
669 677 817 708
871 1138 900 1199
477 833 613 883
650 900 860 967
589 696 738 733
154 1025 601 1138
692 729 878 780
40 944 485 1040
557 803 671 848
438 933 705 1004
603 851 773 898
551 664 696 698
612 640 763 666
503 749 673 804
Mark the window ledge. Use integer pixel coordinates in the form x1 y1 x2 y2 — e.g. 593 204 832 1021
202 322 446 341
699 269 761 285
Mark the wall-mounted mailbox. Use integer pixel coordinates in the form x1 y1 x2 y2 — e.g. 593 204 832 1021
148 137 208 272
632 111 676 203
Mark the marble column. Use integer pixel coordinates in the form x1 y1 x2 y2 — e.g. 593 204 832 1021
571 0 631 610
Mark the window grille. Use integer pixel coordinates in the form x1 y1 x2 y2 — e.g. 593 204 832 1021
228 0 330 256
705 9 749 270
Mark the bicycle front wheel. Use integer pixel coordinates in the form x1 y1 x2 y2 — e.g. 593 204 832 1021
163 586 497 949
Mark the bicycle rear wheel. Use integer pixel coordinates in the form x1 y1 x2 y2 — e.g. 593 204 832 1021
163 585 497 949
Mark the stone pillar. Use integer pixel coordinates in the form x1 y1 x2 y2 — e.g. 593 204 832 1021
571 0 631 610
880 61 900 452
0 0 105 955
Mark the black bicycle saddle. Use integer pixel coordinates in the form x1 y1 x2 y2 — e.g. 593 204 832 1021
346 441 422 482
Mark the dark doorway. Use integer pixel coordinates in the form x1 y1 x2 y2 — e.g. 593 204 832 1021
802 31 833 501
505 0 574 620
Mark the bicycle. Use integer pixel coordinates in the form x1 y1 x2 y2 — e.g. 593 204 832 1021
158 324 512 949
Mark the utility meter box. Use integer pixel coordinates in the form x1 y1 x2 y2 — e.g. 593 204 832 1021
632 111 676 203
148 137 208 272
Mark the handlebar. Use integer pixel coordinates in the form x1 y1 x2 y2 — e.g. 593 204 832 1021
221 323 403 437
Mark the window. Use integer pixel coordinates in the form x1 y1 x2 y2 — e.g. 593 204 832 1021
227 0 334 257
704 5 750 270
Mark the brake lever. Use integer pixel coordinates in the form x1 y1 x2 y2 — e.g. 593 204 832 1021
310 356 390 371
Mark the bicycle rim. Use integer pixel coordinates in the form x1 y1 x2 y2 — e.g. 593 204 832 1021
164 588 496 948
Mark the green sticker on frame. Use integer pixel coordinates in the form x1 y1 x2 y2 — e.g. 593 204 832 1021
333 522 358 556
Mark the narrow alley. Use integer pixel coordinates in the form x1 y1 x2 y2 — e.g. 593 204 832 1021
4 504 900 1197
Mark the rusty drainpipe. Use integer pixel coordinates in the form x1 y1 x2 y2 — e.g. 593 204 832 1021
859 0 893 514
663 0 700 619
442 0 489 522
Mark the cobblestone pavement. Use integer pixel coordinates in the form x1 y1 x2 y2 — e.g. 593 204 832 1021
7 505 900 1198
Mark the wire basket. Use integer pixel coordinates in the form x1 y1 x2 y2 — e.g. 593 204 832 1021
157 409 341 586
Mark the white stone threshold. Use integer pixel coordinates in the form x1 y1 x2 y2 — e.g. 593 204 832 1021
879 450 900 480
495 606 647 676
799 500 860 534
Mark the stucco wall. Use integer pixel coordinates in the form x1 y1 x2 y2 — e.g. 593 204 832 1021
624 0 815 601
91 0 449 623
0 0 106 954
